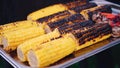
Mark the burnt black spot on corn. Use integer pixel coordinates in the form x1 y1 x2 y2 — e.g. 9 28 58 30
70 3 97 13
48 19 68 31
66 14 85 22
36 10 71 24
72 23 112 45
47 14 85 31
58 20 95 34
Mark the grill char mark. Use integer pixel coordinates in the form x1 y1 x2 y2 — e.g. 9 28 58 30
58 20 95 34
70 3 97 13
73 23 112 45
48 14 85 31
37 10 71 24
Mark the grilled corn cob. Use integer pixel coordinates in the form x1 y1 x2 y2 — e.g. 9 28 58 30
27 4 68 21
27 36 77 67
80 5 112 20
69 23 112 51
17 29 60 62
45 14 85 32
2 26 45 51
0 20 39 45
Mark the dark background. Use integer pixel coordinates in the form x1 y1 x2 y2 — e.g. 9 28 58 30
0 0 120 68
0 0 84 25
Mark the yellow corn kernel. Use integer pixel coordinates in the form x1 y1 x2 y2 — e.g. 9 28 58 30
0 20 39 45
27 4 68 21
17 29 60 62
27 36 77 67
2 26 45 51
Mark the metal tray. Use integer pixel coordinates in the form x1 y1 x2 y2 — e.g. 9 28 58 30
0 1 120 68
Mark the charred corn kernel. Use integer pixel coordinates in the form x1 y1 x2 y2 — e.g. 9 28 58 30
57 20 94 34
0 20 39 45
75 34 111 51
70 3 97 13
17 29 60 62
44 14 85 33
36 10 74 29
27 4 68 21
27 36 77 67
2 26 45 51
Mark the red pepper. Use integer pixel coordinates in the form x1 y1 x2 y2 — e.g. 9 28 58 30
116 22 120 26
101 13 120 27
101 13 116 19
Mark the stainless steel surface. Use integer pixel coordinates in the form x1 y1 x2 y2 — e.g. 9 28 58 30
0 1 120 68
